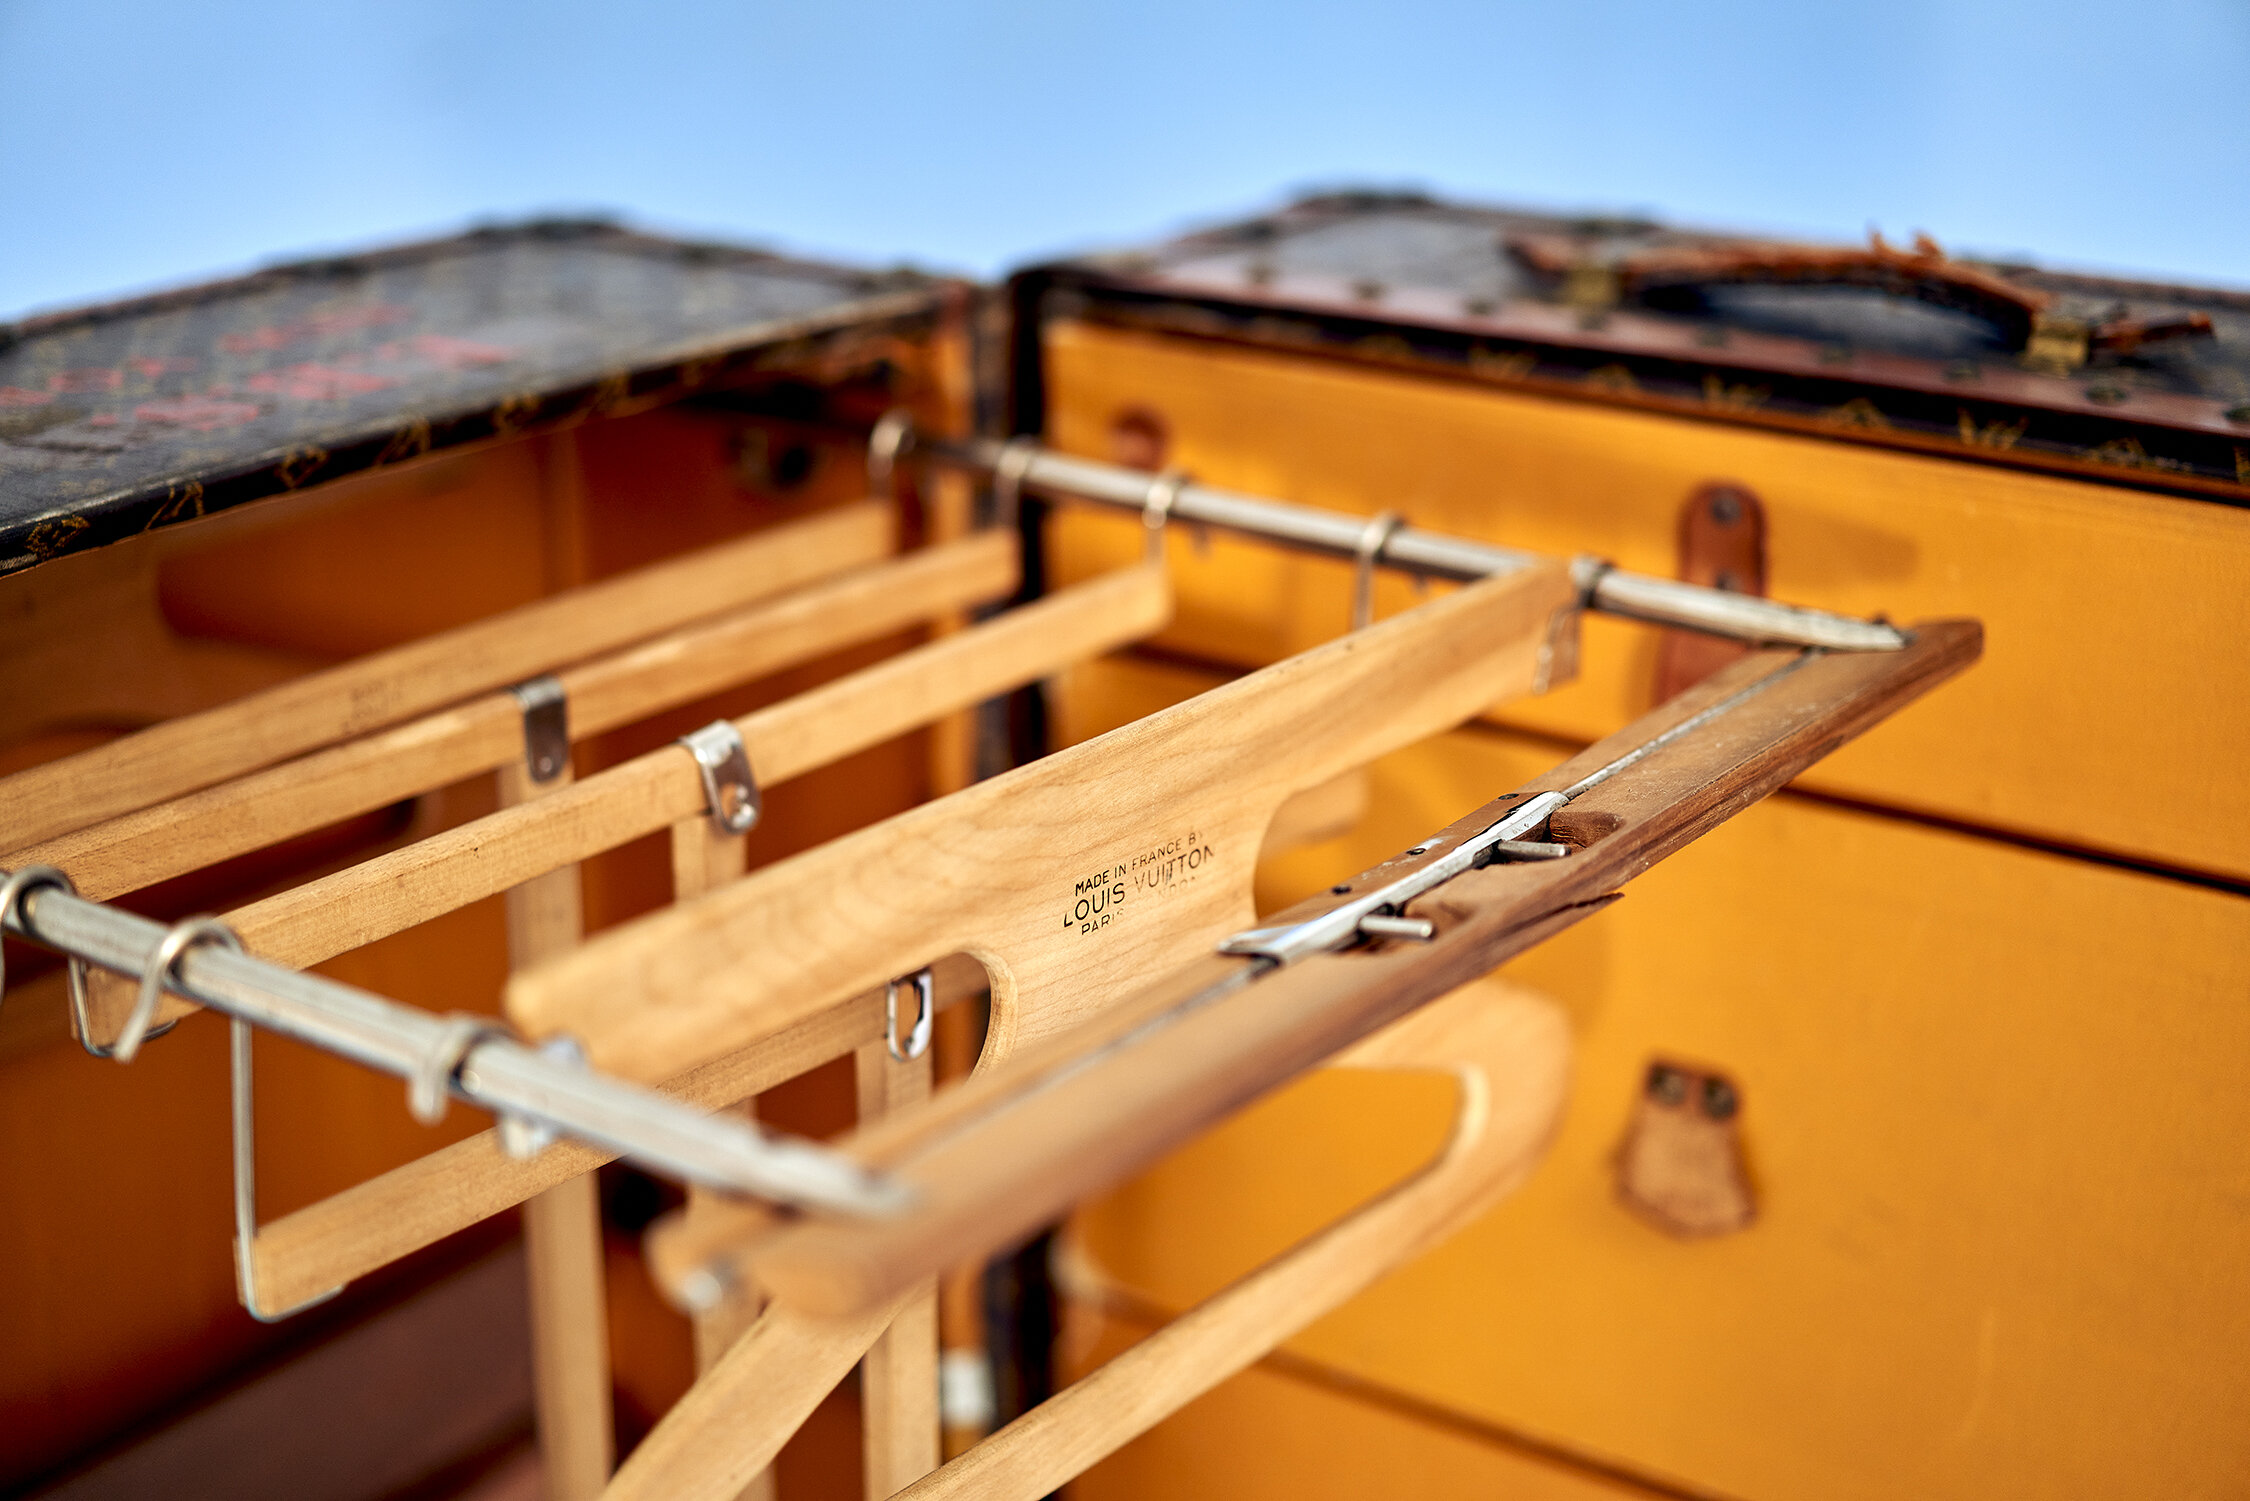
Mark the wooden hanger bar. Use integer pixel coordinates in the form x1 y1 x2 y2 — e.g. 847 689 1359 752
0 500 893 851
10 532 1017 900
612 980 1570 1501
896 978 1568 1501
504 559 1583 1084
678 618 1981 1313
77 563 1171 1039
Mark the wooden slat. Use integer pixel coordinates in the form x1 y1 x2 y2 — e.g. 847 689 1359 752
79 564 1170 1038
856 1039 939 1501
505 560 1581 1084
737 620 1983 1314
11 531 1018 901
0 500 893 851
500 758 614 1501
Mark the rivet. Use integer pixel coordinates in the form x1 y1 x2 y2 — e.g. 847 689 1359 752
2226 402 2250 425
2085 383 2130 406
1702 1076 1739 1121
1646 1063 1686 1105
1708 489 1742 525
1352 278 1386 302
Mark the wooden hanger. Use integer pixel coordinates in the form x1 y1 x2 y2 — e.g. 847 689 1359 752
893 978 1567 1501
0 501 892 852
702 619 1984 1314
622 977 1567 1501
503 558 1582 1082
609 618 1976 1501
8 531 1017 902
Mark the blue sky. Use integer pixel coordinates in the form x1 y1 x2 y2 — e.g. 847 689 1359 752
3 0 2245 318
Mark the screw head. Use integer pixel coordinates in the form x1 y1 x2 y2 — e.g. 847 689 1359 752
2227 402 2250 425
1331 883 1353 895
1708 489 1743 525
1702 1076 1739 1121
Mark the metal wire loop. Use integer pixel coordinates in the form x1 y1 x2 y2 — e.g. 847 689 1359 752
116 914 240 1064
0 864 78 1019
990 436 1040 531
231 1016 344 1322
1351 510 1406 631
886 968 935 1062
1143 468 1191 564
867 408 917 497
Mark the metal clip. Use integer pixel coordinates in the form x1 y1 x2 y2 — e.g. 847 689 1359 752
886 967 935 1061
509 675 569 784
868 408 917 496
991 436 1039 531
676 720 762 836
116 915 240 1063
0 865 76 1020
407 1013 505 1126
231 1017 344 1322
1351 510 1405 631
1143 468 1190 563
1 865 136 1055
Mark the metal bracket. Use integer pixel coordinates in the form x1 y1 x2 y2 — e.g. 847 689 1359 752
509 675 570 784
886 967 935 1061
677 720 762 835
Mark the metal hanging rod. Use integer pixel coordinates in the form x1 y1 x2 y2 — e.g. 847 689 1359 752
0 868 911 1218
901 427 1904 654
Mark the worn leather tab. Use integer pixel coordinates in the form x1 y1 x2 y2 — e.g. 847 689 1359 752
1652 481 1767 703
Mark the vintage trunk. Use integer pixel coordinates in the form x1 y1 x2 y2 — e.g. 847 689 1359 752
1018 194 2250 1500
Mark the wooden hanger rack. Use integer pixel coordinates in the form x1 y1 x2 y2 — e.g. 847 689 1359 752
0 410 1958 1501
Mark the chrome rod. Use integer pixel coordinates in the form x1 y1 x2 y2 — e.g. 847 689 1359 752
3 874 912 1217
926 435 1904 653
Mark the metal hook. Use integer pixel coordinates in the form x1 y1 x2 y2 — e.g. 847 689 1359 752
867 408 917 497
116 914 239 1063
407 1013 504 1125
1351 510 1406 631
886 968 934 1062
676 720 762 835
990 436 1039 532
1143 468 1190 564
231 1016 344 1322
0 864 78 1022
